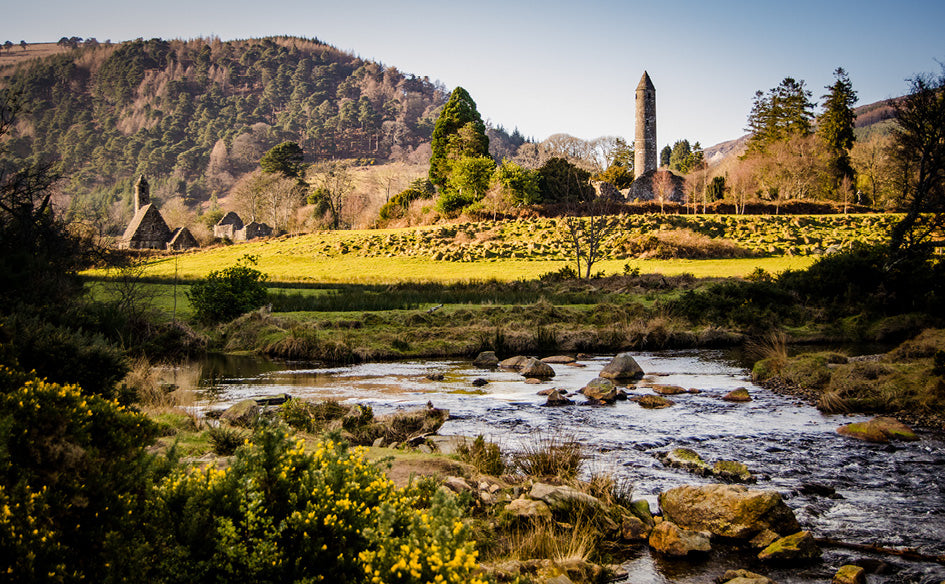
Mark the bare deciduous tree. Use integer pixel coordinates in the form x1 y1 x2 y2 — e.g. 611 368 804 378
310 162 355 229
565 200 618 279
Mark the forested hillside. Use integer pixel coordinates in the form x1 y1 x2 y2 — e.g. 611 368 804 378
0 36 449 220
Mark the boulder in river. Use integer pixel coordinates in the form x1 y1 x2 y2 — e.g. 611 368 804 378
599 352 644 380
473 351 499 367
833 564 866 584
499 355 530 370
660 448 712 475
541 355 576 364
757 530 821 563
520 358 556 379
543 389 573 407
632 394 674 409
648 521 711 556
659 484 801 540
713 460 754 483
837 416 918 443
722 387 752 402
582 377 618 403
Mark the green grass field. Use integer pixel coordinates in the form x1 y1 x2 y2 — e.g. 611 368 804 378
87 244 815 284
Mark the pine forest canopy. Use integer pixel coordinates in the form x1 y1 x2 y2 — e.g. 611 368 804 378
0 36 448 214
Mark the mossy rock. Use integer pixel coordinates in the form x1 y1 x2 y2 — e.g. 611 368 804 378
757 530 821 562
633 394 674 409
713 460 753 483
833 564 866 584
663 448 711 474
722 387 752 402
837 416 918 443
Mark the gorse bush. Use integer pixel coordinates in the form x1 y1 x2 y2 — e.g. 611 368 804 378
143 424 484 583
0 366 159 581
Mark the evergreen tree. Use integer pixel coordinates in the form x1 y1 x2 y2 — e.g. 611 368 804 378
429 87 489 190
660 145 671 168
818 67 858 186
746 77 815 154
260 141 306 178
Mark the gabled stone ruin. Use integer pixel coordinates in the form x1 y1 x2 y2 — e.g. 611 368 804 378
213 211 272 241
119 176 199 250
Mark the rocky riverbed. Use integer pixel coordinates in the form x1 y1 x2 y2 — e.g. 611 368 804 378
191 349 945 583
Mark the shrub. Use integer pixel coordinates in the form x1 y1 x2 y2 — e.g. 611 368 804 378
1 313 129 399
0 366 159 581
456 435 506 476
145 424 484 583
207 425 247 455
188 254 269 324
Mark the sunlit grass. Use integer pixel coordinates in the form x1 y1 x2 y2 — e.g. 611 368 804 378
84 247 814 284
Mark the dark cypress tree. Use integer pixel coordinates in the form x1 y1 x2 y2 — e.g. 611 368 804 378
429 87 489 189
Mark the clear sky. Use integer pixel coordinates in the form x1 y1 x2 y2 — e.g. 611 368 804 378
4 0 944 149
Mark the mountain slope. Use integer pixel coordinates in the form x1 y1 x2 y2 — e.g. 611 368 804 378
1 36 447 211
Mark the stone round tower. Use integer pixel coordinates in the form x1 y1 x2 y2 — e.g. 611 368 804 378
634 71 656 175
134 175 150 215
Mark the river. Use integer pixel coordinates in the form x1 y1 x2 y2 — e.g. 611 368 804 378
173 350 945 584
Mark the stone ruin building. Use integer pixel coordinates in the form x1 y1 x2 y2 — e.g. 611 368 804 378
626 71 686 203
120 176 198 250
213 211 273 242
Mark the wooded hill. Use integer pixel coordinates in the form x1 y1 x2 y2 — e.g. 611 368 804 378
0 36 453 215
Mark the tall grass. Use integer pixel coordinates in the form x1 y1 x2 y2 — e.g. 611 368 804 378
513 433 584 479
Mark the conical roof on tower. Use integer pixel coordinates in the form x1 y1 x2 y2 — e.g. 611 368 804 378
637 71 654 91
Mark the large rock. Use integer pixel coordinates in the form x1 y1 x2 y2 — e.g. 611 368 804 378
582 377 618 403
599 352 644 380
499 355 530 370
544 389 573 407
529 482 601 512
757 531 821 562
648 521 711 556
661 448 712 475
507 498 552 520
220 399 261 427
473 351 499 367
651 384 687 395
837 416 918 443
520 358 556 379
659 484 801 540
722 387 752 402
621 515 652 540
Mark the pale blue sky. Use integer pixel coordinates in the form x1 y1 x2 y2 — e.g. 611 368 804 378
4 0 944 148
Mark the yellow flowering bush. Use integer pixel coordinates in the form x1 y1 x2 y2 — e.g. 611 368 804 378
146 424 484 583
0 366 159 581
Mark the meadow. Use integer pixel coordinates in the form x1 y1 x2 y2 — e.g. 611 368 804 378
90 213 896 284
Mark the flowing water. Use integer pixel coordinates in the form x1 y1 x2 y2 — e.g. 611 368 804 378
179 351 945 584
